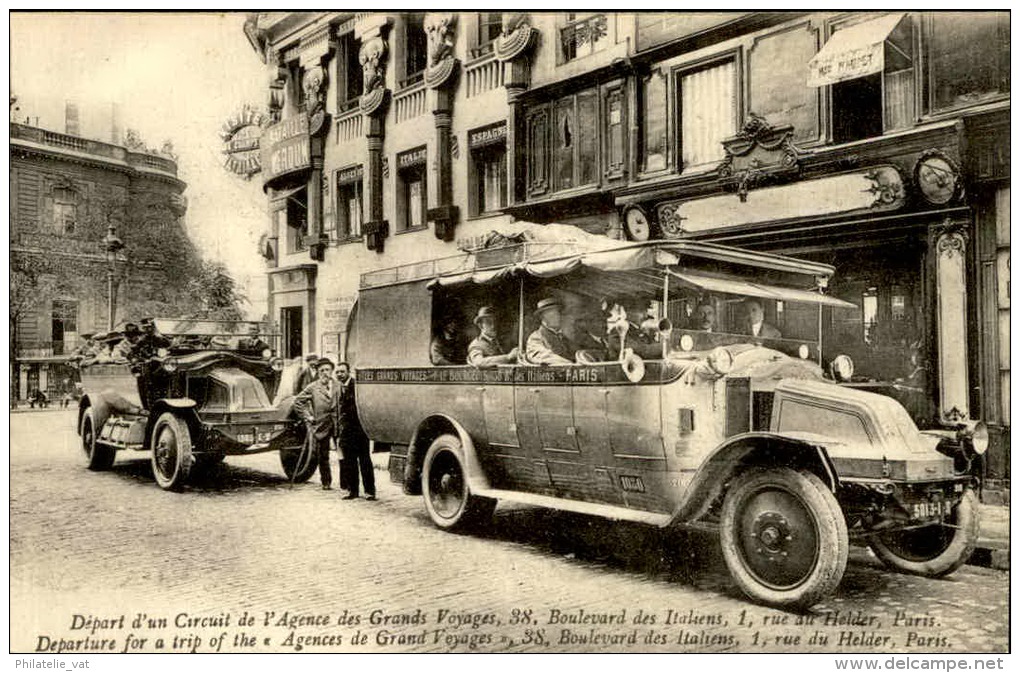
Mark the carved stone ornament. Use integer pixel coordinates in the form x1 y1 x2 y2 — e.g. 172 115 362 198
862 165 906 209
717 112 800 202
914 149 963 206
423 13 458 88
656 202 688 239
303 65 327 115
496 13 537 62
359 36 389 116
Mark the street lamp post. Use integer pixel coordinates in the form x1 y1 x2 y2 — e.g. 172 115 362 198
103 223 125 331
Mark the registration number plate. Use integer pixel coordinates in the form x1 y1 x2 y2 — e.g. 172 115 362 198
237 427 281 444
911 499 954 520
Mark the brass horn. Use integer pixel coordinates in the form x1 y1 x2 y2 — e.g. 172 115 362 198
620 348 645 383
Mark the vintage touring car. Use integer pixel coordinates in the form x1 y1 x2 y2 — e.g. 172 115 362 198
76 319 315 491
353 225 984 609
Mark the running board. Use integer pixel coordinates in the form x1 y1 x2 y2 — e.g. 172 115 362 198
474 488 673 527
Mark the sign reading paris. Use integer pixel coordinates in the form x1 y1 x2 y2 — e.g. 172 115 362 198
220 105 266 178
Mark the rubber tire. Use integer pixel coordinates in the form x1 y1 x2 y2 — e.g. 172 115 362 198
869 487 979 578
280 423 318 483
150 412 193 491
421 434 496 531
80 407 116 471
720 467 848 610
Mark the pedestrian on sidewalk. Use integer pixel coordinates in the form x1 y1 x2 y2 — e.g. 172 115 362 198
292 357 341 490
336 362 375 501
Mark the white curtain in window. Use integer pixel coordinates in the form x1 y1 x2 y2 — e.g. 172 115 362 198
409 179 423 227
681 60 735 168
348 189 362 237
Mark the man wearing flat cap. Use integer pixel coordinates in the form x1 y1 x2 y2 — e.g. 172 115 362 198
297 352 320 390
292 357 340 490
467 306 518 368
526 298 576 365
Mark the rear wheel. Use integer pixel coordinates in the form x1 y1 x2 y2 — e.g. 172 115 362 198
280 424 318 483
422 434 495 531
720 468 848 609
150 412 193 491
80 407 116 471
869 488 978 577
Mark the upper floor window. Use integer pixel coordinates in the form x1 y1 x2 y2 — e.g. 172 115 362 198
288 62 307 114
336 30 363 114
283 188 308 253
468 124 508 216
809 13 916 143
560 13 607 63
52 187 78 235
335 165 364 240
927 12 1009 112
402 13 427 88
525 88 599 198
678 58 737 169
640 68 670 173
474 13 502 57
397 147 427 232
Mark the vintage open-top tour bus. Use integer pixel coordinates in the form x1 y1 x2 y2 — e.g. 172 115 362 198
353 225 984 608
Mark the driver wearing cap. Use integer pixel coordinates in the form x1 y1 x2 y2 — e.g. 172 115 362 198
526 298 576 365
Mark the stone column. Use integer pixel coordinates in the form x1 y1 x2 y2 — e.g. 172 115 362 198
357 15 393 253
495 15 538 208
424 13 460 241
932 221 972 424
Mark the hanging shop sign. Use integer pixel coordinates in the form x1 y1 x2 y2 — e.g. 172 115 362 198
261 115 311 186
220 106 266 178
656 165 906 238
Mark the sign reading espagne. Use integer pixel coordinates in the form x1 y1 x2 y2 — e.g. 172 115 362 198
261 115 311 185
220 106 266 178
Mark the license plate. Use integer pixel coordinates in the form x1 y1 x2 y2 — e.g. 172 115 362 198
912 499 954 520
237 427 280 444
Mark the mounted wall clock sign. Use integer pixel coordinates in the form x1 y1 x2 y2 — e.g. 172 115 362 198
624 206 651 241
914 150 961 206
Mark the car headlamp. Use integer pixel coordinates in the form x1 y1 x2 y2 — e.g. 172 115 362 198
956 420 989 456
707 347 733 375
157 347 170 358
163 357 179 373
261 348 273 359
798 344 810 360
679 334 695 352
830 354 854 382
269 357 284 372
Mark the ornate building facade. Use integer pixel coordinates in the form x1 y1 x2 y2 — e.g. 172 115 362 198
244 12 1009 485
10 104 188 402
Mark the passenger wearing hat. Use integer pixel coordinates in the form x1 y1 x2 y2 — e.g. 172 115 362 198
297 352 320 390
526 298 575 365
238 323 272 356
292 357 341 490
467 306 518 369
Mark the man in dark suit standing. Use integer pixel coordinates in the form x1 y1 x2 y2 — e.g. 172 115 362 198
336 361 375 501
292 357 340 490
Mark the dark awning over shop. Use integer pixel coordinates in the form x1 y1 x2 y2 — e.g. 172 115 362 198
807 13 905 87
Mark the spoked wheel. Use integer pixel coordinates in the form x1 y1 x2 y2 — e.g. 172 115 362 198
720 468 848 609
422 434 495 531
80 407 116 471
150 412 193 491
869 488 979 577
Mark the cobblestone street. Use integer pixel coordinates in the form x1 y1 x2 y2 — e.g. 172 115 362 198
9 409 1009 654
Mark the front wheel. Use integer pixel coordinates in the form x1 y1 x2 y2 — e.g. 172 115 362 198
720 468 848 609
150 412 193 491
80 407 116 471
869 488 979 577
422 434 495 531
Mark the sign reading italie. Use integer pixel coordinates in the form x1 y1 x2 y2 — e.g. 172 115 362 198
220 105 266 178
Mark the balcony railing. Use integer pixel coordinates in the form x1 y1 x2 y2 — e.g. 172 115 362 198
11 122 179 178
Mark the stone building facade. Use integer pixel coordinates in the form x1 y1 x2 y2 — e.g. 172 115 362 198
10 112 188 402
244 12 1009 485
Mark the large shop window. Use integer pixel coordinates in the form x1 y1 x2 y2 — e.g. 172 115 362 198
678 59 737 169
809 13 916 143
402 13 427 88
468 124 508 216
397 147 428 232
927 12 1009 112
560 13 607 63
336 30 363 113
335 165 364 240
524 89 599 198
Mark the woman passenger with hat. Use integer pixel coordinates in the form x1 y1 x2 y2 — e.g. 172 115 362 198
466 306 518 369
526 297 576 365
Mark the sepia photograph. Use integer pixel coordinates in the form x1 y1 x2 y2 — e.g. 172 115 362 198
7 8 1011 665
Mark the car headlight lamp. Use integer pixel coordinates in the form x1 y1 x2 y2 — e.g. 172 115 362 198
269 357 285 372
162 357 179 373
707 347 733 375
830 354 854 382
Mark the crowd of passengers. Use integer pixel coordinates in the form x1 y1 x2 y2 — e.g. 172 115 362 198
431 295 781 368
75 320 272 366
